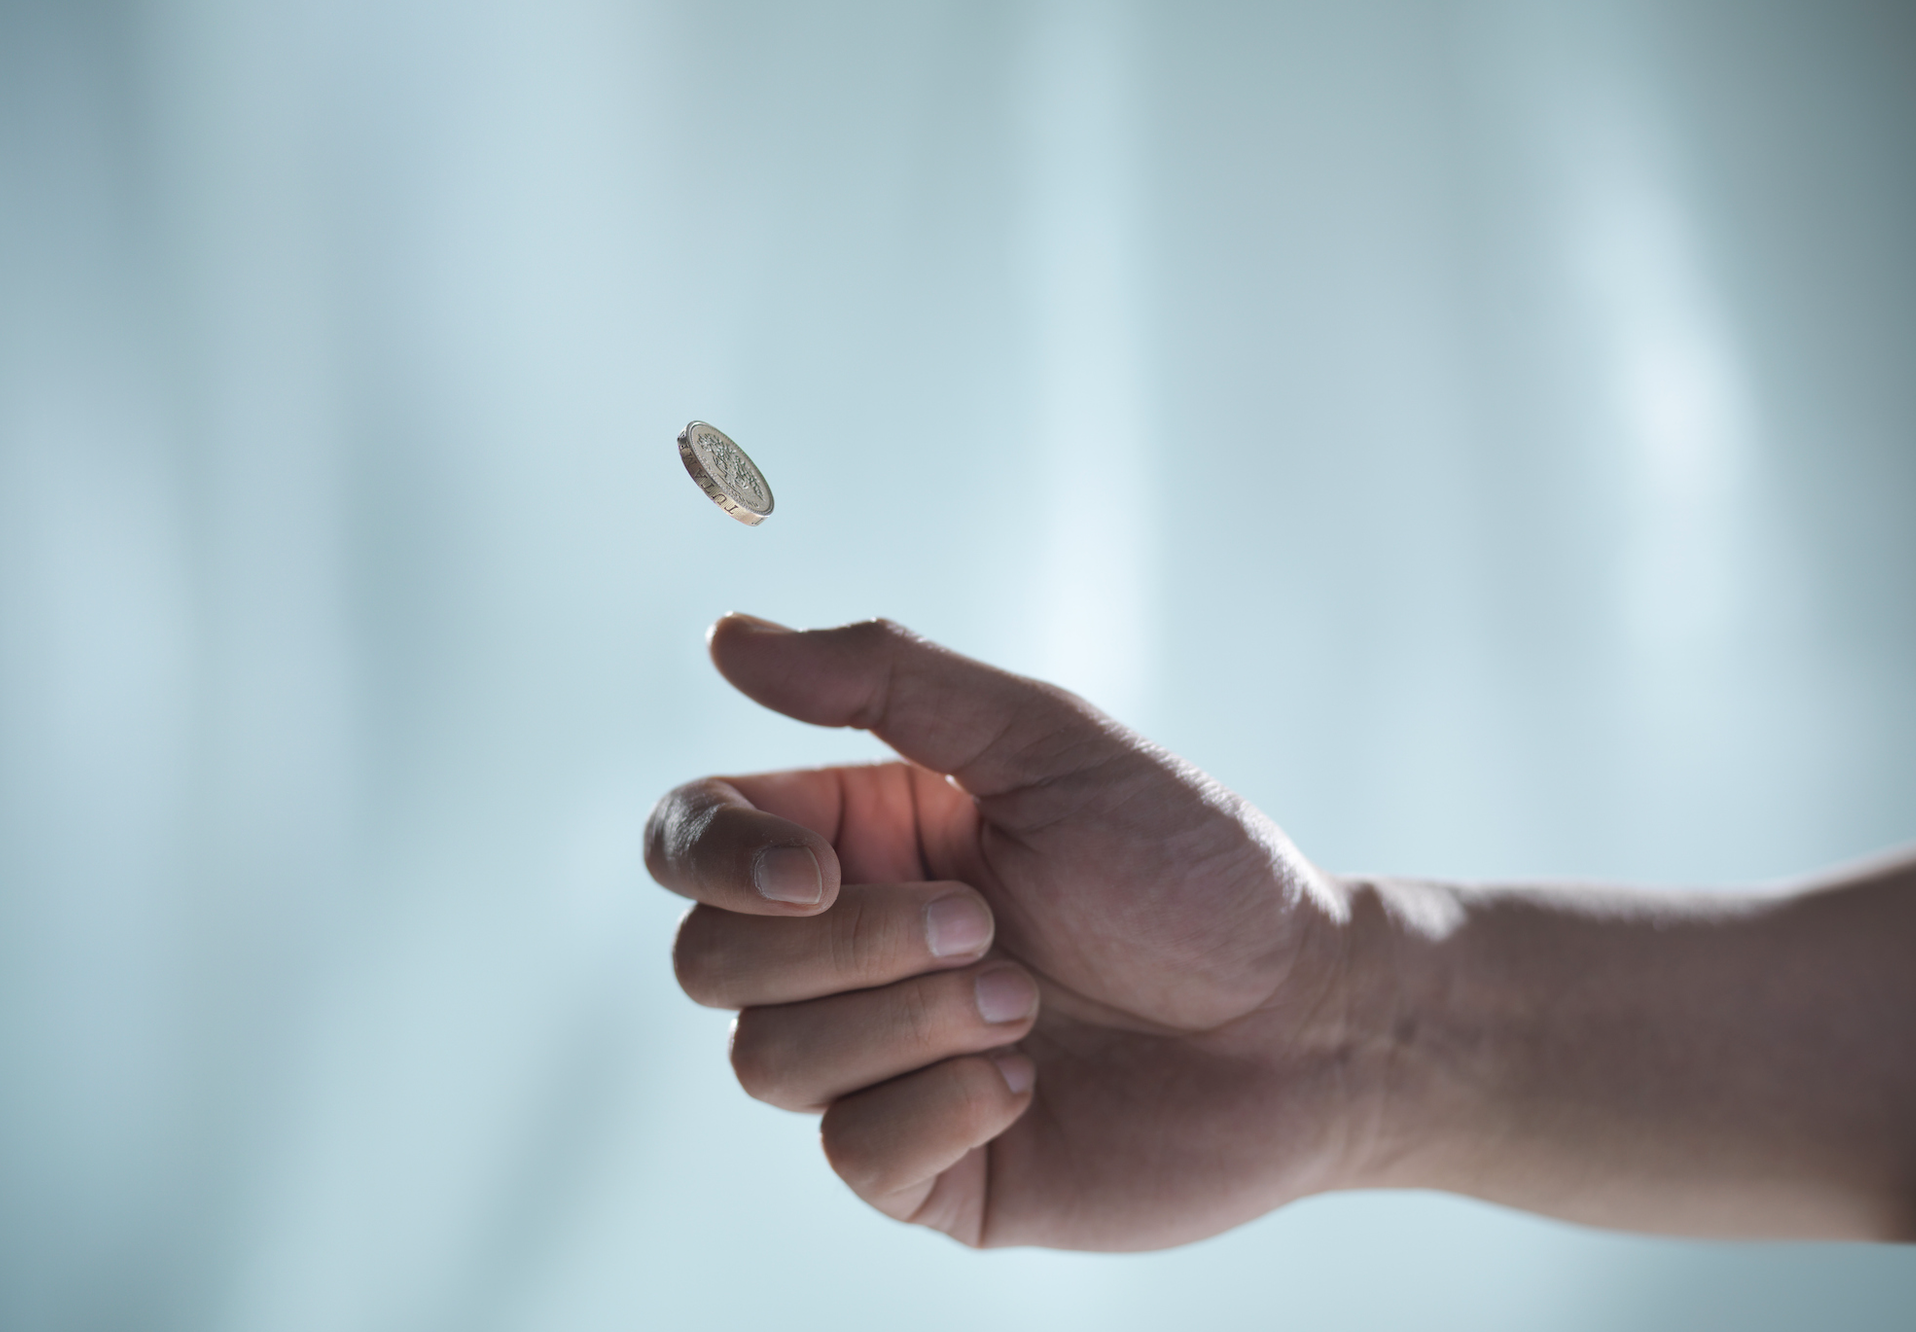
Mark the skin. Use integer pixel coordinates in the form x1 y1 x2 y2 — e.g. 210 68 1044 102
645 614 1916 1250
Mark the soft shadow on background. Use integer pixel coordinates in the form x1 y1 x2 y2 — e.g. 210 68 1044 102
2 1 1914 1328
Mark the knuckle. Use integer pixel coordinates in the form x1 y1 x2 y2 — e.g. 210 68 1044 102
724 1019 816 1111
896 978 942 1053
820 1111 889 1196
826 890 867 978
644 781 727 887
670 909 728 1006
839 619 917 730
915 981 954 1050
642 793 677 882
949 1058 1004 1135
827 890 895 983
860 616 911 644
930 1059 991 1141
727 1013 781 1102
819 1059 1005 1202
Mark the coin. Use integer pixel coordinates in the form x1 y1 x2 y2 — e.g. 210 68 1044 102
677 421 774 526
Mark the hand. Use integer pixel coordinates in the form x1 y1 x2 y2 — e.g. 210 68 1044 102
646 615 1388 1250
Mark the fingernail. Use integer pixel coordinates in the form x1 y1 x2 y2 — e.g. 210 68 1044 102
727 613 792 633
925 894 992 958
974 967 1037 1025
754 845 822 905
991 1052 1035 1095
709 613 792 647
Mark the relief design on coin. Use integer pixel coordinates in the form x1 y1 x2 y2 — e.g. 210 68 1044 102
678 421 774 526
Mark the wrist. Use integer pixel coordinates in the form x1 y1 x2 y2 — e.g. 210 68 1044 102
1281 867 1916 1237
1309 874 1490 1195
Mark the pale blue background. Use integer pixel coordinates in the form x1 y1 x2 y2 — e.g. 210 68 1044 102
2 1 1914 1328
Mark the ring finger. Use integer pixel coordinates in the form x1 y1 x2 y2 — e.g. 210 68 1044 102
730 961 1041 1112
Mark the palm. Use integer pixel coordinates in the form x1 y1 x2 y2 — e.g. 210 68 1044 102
735 756 1345 1250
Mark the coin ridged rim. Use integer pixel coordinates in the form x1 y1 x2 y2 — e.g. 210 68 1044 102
677 421 773 526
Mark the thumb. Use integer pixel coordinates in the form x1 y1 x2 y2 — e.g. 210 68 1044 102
707 614 1122 798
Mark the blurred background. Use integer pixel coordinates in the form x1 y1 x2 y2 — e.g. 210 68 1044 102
3 0 1914 1327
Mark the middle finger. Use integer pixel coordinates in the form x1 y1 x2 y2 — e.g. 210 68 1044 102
730 960 1041 1112
675 881 996 1009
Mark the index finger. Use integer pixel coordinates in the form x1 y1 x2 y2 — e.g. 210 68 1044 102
644 777 842 916
708 615 1120 800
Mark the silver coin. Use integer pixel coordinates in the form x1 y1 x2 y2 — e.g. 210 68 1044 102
677 421 774 526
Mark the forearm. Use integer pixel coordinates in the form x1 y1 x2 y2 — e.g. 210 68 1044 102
1340 852 1916 1239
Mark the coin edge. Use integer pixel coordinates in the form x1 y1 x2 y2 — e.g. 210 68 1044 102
677 421 772 527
